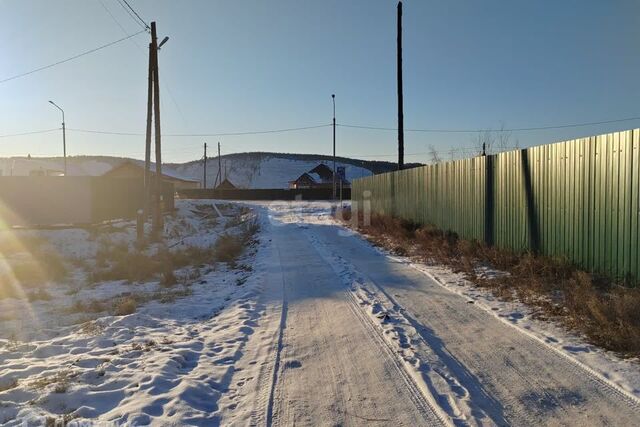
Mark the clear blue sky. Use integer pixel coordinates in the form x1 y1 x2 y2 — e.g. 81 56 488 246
1 0 639 164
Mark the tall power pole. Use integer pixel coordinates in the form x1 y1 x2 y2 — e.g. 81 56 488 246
143 42 154 218
151 21 164 235
397 1 404 170
203 143 207 189
332 94 336 200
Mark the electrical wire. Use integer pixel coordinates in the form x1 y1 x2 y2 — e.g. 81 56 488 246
0 129 60 138
98 0 187 126
0 30 146 84
65 124 332 137
117 0 149 30
337 116 640 133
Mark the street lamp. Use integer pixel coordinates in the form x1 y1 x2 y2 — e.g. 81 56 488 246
48 100 66 176
332 94 336 201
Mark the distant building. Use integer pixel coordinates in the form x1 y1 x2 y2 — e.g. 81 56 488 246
102 161 200 190
289 172 317 189
215 178 237 190
289 163 350 189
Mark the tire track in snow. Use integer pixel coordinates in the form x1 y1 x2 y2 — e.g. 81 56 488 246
261 218 444 426
305 230 476 426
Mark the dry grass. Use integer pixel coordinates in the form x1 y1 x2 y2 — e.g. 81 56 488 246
30 370 76 393
45 413 77 427
113 296 137 316
214 234 245 264
0 237 67 300
0 234 46 256
0 377 18 392
339 210 640 356
78 320 104 336
27 288 52 302
153 288 192 303
91 241 224 285
66 298 107 315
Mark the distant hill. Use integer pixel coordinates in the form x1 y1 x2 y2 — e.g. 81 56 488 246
0 152 422 189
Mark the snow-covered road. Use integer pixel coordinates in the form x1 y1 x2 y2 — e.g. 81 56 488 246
243 201 640 426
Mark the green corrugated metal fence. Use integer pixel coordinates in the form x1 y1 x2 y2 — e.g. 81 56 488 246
352 129 640 281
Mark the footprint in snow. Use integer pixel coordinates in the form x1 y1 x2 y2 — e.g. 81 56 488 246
284 360 302 369
562 345 590 353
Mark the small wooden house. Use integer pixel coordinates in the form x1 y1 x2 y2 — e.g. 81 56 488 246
103 161 200 190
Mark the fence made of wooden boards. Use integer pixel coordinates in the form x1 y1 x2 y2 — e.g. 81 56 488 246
0 177 174 226
352 129 640 281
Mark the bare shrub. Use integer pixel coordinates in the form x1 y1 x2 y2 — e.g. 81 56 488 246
78 320 104 336
30 370 76 393
113 296 137 316
92 245 159 284
214 234 244 264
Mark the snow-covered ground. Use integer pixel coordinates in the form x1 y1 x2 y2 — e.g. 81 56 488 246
0 201 267 425
3 200 640 426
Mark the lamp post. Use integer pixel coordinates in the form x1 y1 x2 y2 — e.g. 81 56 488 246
332 94 336 201
48 100 66 176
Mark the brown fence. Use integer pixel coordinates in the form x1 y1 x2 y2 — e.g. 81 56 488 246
0 177 174 226
178 187 350 201
352 129 640 282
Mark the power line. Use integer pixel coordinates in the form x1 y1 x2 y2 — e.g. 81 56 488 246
0 30 146 84
98 1 186 125
337 116 640 133
6 113 640 140
0 129 60 138
65 123 332 137
99 0 131 35
117 0 150 30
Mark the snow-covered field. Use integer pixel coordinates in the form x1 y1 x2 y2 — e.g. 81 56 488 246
171 155 372 189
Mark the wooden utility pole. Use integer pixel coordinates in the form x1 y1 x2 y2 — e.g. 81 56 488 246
151 21 164 235
217 142 222 186
397 1 404 170
143 42 154 218
203 143 207 188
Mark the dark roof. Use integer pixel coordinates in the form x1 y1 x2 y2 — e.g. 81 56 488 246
104 161 199 183
289 172 317 184
309 163 333 180
216 178 237 189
